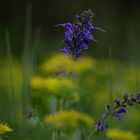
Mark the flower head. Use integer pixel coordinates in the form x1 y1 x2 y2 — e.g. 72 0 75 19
43 110 94 130
0 124 13 134
30 76 76 98
40 54 95 75
56 9 101 59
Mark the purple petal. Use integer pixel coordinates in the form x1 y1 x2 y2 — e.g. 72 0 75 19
78 40 88 49
117 108 126 114
114 112 123 120
60 47 71 55
114 108 126 120
56 23 74 32
83 29 93 40
89 26 96 31
117 115 123 120
74 48 81 59
65 31 73 41
84 21 96 31
63 23 74 31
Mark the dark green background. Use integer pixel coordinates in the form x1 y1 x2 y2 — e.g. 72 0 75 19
0 0 140 61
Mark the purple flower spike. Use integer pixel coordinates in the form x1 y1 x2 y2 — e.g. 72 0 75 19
114 108 126 120
95 92 140 133
56 9 103 59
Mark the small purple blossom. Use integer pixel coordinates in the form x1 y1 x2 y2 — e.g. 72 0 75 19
114 108 126 120
96 121 106 131
56 9 102 59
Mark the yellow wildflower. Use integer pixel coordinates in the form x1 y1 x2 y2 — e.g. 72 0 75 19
30 76 76 97
40 54 95 74
0 124 13 134
0 59 23 99
106 128 138 140
43 110 94 130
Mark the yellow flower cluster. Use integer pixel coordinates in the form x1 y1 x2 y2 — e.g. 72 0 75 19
40 54 95 74
106 128 138 140
44 110 94 130
0 124 13 134
30 76 76 97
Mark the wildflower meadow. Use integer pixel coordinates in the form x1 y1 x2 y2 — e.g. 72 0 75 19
0 1 140 140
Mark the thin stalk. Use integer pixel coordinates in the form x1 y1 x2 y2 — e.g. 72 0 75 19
5 30 16 126
31 28 41 72
87 129 97 140
108 47 113 107
22 3 32 108
53 98 67 140
52 130 58 140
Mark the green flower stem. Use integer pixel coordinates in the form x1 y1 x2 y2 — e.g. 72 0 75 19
52 131 58 140
87 129 97 140
108 47 113 107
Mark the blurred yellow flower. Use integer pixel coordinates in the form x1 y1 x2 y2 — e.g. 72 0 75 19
40 54 95 74
0 59 23 99
0 124 13 134
106 128 138 140
30 76 76 97
44 110 94 130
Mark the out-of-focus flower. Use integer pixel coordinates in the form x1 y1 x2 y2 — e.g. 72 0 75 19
0 58 23 99
43 110 94 130
0 124 13 134
106 128 138 140
30 76 76 98
40 54 95 75
56 9 104 59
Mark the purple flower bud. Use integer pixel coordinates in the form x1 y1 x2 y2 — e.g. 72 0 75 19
124 94 129 101
96 121 106 131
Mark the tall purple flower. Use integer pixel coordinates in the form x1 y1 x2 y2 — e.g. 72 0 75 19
56 9 102 59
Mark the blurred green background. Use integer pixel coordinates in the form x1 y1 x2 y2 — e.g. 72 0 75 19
0 0 140 60
0 0 140 140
